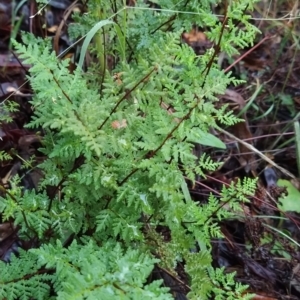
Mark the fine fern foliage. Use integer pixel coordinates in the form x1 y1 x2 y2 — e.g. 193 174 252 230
0 250 53 300
1 0 260 299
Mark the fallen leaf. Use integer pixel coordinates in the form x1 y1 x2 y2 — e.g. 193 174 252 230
278 179 300 212
111 119 127 129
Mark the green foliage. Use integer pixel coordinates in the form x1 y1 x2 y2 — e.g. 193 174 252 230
32 240 172 300
186 254 253 299
1 0 261 299
0 100 19 123
0 242 171 300
0 150 12 162
277 179 300 212
0 250 53 300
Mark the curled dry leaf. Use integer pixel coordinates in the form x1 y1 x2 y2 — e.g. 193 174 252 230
182 29 206 43
182 28 212 54
47 25 58 33
0 222 16 242
160 101 180 123
111 119 127 129
222 89 246 109
18 134 42 151
6 86 33 97
113 72 123 85
221 89 256 172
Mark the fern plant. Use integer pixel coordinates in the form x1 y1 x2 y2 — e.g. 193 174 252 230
0 0 260 299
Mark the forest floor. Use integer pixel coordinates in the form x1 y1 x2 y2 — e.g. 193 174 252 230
1 1 300 299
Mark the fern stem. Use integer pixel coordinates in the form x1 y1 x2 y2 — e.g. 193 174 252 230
98 66 157 130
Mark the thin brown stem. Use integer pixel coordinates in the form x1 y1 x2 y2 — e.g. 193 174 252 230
119 95 201 186
224 35 273 73
98 66 157 130
201 8 228 78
